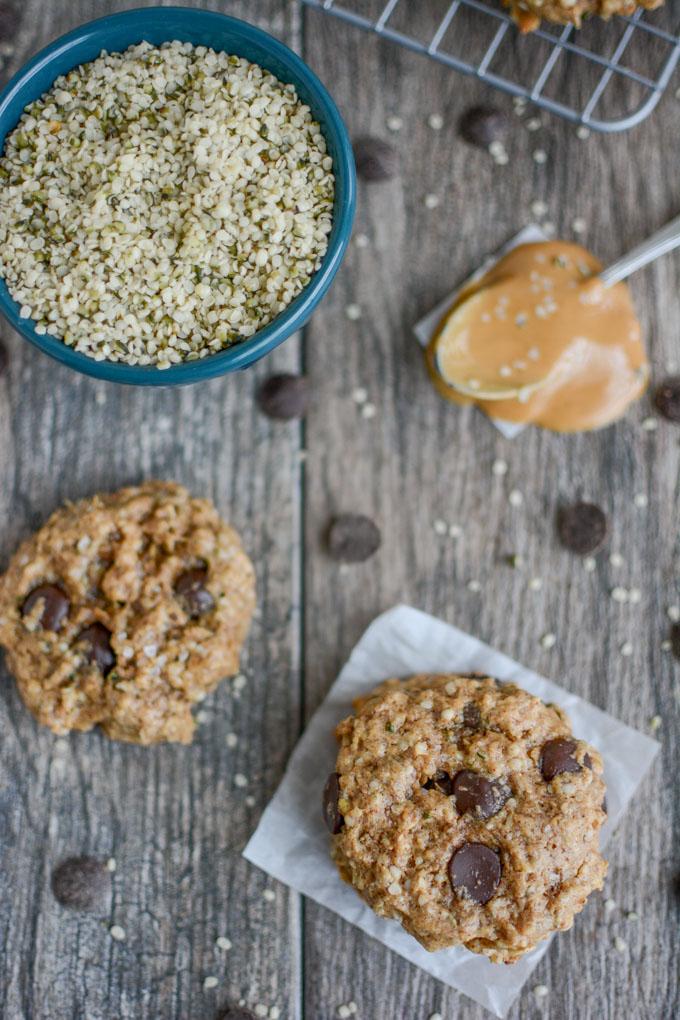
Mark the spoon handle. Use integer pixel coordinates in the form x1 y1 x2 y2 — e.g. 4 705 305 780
600 213 680 287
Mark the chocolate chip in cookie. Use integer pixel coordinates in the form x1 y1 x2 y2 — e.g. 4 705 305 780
424 770 455 796
462 702 482 729
653 376 680 423
174 565 215 618
327 514 381 563
77 623 115 676
51 856 111 911
257 373 309 421
323 772 344 834
22 583 69 631
452 770 508 819
557 501 608 556
540 737 581 780
449 842 501 904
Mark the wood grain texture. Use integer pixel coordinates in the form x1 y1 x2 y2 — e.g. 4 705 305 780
301 6 680 1020
0 1 678 1018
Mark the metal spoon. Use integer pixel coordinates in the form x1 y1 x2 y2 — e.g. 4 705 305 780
600 212 680 287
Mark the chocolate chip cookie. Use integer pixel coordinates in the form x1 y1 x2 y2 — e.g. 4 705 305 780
0 482 255 744
504 0 662 32
324 674 607 963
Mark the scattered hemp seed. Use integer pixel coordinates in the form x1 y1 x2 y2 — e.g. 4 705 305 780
634 493 648 508
533 985 549 1000
262 889 276 902
106 858 117 873
492 458 508 476
203 976 219 991
352 387 368 404
649 715 662 732
345 304 362 321
424 193 440 209
661 639 672 652
226 732 238 748
361 402 377 420
613 936 628 953
449 524 463 538
215 936 232 951
576 125 591 139
629 588 642 604
620 641 633 657
540 633 556 650
354 233 370 248
533 148 548 164
584 557 597 572
572 217 587 235
428 113 444 130
526 117 542 132
433 519 447 536
234 773 248 788
641 416 658 431
611 587 630 603
667 605 680 622
428 1013 444 1020
508 554 524 569
609 553 625 568
508 489 523 507
604 897 617 914
467 579 482 593
626 911 639 922
270 1008 281 1019
109 925 126 941
528 577 543 591
531 200 548 219
386 115 403 132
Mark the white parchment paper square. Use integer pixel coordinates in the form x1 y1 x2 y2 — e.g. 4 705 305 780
244 605 659 1018
413 226 547 439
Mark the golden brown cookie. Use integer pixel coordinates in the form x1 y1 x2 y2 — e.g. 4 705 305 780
0 482 255 744
505 0 662 32
324 674 607 963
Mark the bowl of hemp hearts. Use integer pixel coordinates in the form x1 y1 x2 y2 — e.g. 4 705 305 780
0 7 356 384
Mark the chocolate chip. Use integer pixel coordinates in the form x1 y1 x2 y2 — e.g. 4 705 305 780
218 1009 256 1020
557 502 608 555
0 339 8 376
22 583 69 631
323 772 344 834
462 702 482 729
540 737 581 781
257 373 309 421
671 623 680 660
353 136 399 182
449 842 501 904
327 514 381 563
451 770 508 819
174 566 215 617
51 856 110 911
458 106 510 149
584 753 593 770
77 623 115 676
424 770 455 796
653 376 680 423
601 796 608 814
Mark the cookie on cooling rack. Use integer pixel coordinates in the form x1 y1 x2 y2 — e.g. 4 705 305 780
505 0 662 32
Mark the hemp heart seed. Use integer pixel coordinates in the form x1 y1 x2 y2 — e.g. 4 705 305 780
0 42 334 368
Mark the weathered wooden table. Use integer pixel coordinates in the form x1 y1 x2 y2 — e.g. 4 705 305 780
0 2 678 1018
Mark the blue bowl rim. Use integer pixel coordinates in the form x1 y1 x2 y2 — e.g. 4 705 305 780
0 5 356 385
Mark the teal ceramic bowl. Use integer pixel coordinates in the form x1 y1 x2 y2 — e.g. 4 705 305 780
0 6 356 385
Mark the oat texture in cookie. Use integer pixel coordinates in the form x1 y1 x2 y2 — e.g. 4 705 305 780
0 482 255 744
326 674 607 963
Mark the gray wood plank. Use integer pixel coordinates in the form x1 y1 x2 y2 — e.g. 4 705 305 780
0 3 305 1019
302 8 679 1019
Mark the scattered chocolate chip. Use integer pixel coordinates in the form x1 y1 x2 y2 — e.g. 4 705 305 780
458 105 510 149
0 339 8 376
174 565 215 617
653 376 680 423
671 623 680 660
323 772 344 834
462 702 482 729
449 842 501 904
557 502 608 556
424 770 455 796
218 1009 256 1020
257 373 309 421
353 136 399 182
22 583 69 631
77 623 115 676
327 514 381 563
451 770 508 819
51 856 110 911
540 737 581 781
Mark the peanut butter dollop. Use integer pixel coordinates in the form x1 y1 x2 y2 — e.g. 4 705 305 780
427 241 648 432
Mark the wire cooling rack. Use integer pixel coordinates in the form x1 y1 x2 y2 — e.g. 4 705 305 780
301 0 680 132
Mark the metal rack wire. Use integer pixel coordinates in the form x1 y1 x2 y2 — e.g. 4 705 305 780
301 0 680 132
